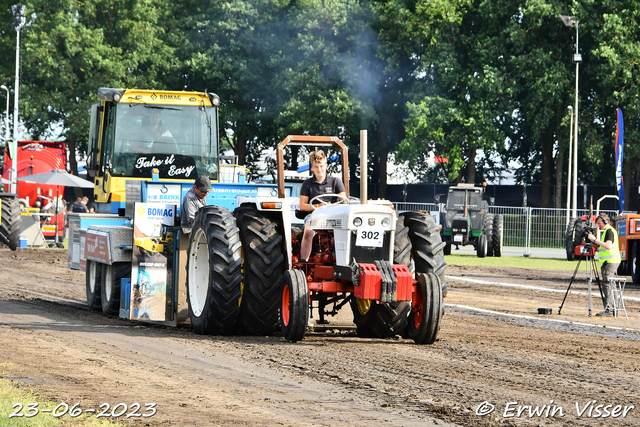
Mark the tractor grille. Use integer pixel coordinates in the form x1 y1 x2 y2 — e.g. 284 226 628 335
350 231 392 264
452 219 468 232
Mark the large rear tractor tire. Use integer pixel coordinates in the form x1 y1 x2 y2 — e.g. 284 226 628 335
409 272 443 344
566 241 576 262
572 219 585 247
350 215 418 338
350 298 411 338
281 269 309 342
484 214 495 257
186 206 243 335
234 205 285 336
0 194 21 251
402 211 447 298
565 219 579 261
492 214 504 257
86 260 103 311
101 263 129 315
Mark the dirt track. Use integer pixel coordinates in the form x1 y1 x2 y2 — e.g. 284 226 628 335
1 247 639 426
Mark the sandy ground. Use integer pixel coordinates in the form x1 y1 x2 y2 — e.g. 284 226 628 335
0 247 639 426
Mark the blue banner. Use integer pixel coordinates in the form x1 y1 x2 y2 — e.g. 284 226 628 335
615 108 624 213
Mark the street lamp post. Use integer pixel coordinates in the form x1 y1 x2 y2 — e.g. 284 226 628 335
566 105 573 227
10 4 26 194
0 85 8 155
561 15 581 219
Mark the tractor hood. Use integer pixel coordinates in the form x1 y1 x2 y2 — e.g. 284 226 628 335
308 203 396 232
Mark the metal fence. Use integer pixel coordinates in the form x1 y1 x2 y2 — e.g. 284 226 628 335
394 202 618 257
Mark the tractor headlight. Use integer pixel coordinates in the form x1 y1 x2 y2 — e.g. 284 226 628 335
381 218 391 227
353 217 363 227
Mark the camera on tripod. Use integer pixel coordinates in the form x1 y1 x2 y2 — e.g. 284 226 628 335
579 222 597 243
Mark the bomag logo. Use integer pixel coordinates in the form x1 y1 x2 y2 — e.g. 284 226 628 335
150 93 181 102
159 94 181 101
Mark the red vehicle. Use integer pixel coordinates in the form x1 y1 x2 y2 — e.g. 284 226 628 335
614 212 640 284
2 141 68 240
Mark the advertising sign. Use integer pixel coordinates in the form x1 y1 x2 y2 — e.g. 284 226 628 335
85 229 111 265
146 183 182 204
132 154 197 179
615 108 624 213
130 203 175 321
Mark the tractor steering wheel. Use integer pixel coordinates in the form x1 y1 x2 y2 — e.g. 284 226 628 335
309 193 349 210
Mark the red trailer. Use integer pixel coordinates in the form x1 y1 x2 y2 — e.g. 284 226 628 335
2 141 68 240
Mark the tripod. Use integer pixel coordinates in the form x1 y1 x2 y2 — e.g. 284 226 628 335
559 244 605 316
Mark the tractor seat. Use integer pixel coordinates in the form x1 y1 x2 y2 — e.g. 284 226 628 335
295 209 310 220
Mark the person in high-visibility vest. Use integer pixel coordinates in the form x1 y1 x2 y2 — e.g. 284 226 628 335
587 213 621 316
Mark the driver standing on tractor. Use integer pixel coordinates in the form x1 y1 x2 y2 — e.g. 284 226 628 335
587 213 621 317
298 150 346 262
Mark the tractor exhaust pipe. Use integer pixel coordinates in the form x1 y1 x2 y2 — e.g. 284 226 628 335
360 130 367 204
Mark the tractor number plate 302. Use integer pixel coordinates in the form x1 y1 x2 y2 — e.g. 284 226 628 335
355 228 385 247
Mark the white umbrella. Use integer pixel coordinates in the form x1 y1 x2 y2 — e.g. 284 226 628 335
16 168 94 188
17 169 94 244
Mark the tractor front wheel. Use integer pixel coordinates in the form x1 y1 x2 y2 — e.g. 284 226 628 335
86 260 103 311
409 272 443 344
186 206 243 335
492 214 504 257
477 234 487 258
443 241 451 256
281 269 309 342
101 263 129 315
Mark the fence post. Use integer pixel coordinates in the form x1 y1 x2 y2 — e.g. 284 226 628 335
525 206 532 256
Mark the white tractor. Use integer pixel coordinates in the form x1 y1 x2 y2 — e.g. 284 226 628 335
186 135 447 344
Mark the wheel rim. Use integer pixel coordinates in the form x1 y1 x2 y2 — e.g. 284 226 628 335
188 228 209 317
355 298 371 316
282 283 291 326
89 262 96 293
105 266 113 302
413 286 424 329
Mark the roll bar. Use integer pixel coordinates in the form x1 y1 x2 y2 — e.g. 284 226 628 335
276 135 349 199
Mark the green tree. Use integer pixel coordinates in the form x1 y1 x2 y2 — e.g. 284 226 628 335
174 0 381 183
380 0 512 186
581 0 640 203
16 0 175 176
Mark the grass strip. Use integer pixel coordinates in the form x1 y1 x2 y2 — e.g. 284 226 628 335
1 365 120 427
445 254 587 271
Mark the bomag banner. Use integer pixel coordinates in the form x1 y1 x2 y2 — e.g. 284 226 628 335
131 202 175 321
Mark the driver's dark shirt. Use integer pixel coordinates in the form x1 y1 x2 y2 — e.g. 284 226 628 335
300 176 345 205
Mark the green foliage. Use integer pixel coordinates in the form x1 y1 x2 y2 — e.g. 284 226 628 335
3 0 176 174
0 0 639 195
